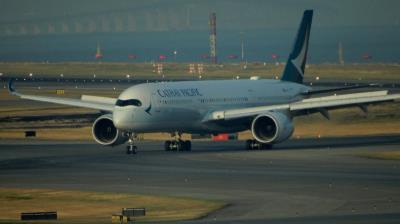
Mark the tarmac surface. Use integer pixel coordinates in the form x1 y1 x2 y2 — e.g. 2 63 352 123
0 136 400 223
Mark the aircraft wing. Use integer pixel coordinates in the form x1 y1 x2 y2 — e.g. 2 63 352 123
8 80 115 112
302 83 378 95
203 90 400 122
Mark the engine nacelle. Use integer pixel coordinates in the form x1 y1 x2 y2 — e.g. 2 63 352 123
92 114 128 146
251 112 294 144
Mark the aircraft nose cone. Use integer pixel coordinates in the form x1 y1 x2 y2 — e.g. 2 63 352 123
112 110 132 130
112 116 123 129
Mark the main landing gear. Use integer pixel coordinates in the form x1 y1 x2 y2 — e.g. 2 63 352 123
245 139 273 150
126 132 137 155
164 132 192 152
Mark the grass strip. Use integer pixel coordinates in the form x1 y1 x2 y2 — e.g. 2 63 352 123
0 188 225 223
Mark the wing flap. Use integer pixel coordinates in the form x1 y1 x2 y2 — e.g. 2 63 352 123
300 90 388 103
302 84 378 95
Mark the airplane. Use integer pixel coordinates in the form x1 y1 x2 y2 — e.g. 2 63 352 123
8 10 400 154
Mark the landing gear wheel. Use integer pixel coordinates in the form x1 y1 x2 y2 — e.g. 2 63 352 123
126 145 137 154
184 140 192 151
125 132 138 155
262 143 273 150
165 132 193 152
165 141 172 151
245 140 273 150
177 141 185 151
246 140 253 150
246 139 258 150
164 140 192 152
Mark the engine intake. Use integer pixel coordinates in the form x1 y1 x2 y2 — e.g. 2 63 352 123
251 112 294 144
92 114 128 146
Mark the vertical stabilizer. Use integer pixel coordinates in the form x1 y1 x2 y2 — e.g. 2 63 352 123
281 10 313 83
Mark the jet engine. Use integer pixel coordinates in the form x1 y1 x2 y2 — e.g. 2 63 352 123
251 112 294 144
92 114 128 146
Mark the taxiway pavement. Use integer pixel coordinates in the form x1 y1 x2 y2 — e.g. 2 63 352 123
0 136 400 223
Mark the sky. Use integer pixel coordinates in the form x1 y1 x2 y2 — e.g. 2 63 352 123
0 0 399 35
0 0 399 63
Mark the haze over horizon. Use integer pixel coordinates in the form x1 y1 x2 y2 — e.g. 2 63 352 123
0 0 399 36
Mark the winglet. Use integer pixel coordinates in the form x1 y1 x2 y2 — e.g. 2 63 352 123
7 79 17 95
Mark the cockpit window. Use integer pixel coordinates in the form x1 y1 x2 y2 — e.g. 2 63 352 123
116 99 142 107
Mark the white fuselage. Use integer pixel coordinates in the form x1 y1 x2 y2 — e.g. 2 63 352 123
112 79 309 134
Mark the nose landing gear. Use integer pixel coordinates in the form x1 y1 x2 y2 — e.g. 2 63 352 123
164 132 192 152
126 132 137 155
126 145 137 154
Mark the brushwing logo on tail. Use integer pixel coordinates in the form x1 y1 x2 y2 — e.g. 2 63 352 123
280 10 313 84
290 27 309 77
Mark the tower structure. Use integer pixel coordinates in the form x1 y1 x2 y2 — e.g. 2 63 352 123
209 12 217 64
338 42 344 65
240 32 244 62
95 42 103 60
